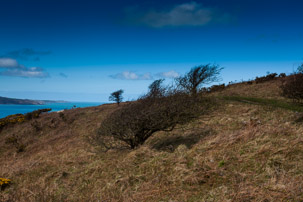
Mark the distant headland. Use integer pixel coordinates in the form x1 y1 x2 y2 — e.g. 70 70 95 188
0 96 67 105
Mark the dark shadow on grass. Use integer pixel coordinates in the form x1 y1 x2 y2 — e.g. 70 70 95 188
294 112 303 123
151 129 213 152
223 96 303 112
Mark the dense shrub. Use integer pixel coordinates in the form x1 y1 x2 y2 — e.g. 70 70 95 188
144 79 166 98
281 73 303 102
5 135 26 152
209 84 225 92
0 108 51 132
255 73 277 84
97 64 221 150
97 93 211 150
0 114 25 132
31 120 42 132
24 108 51 120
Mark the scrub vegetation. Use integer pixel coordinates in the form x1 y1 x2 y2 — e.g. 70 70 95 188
1 67 303 201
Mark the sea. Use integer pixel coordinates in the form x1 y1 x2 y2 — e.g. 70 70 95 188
0 102 104 118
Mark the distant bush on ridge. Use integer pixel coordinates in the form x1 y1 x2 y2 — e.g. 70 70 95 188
255 73 277 84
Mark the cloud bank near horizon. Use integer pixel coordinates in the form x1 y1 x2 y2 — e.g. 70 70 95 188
156 70 179 78
110 70 180 80
110 71 153 80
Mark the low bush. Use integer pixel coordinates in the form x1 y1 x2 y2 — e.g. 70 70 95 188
281 73 303 103
0 114 25 132
209 84 225 92
5 135 26 153
24 108 51 120
0 178 11 191
255 73 277 84
0 108 51 132
31 120 42 132
97 93 211 150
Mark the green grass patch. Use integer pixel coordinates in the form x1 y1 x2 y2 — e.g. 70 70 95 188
222 96 303 112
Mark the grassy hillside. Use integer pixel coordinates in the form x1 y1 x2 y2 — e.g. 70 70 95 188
1 77 303 201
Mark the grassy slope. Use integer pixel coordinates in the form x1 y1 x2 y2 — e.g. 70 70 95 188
1 78 303 201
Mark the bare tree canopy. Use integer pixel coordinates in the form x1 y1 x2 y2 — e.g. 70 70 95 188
297 63 303 73
98 64 222 150
98 92 211 150
109 89 124 105
176 64 223 95
148 79 165 97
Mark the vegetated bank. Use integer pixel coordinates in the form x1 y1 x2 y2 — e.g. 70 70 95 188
1 72 303 201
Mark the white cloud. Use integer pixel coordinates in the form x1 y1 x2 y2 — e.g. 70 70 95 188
140 73 153 80
130 2 232 28
122 71 139 80
110 70 180 80
157 70 180 78
0 58 18 68
0 57 49 78
0 67 49 78
110 71 153 80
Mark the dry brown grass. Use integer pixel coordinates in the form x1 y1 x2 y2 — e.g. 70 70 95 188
1 79 303 201
214 78 284 99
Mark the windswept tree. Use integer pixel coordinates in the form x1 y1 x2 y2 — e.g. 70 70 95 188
109 89 124 105
144 79 166 99
176 64 223 95
98 92 210 150
297 63 303 73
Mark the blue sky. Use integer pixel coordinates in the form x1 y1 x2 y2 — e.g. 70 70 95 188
0 0 303 102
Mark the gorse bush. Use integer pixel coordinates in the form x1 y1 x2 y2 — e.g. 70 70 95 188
0 178 11 191
0 114 25 132
0 109 51 132
24 108 52 120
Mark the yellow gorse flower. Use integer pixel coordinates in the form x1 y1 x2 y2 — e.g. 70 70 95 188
0 178 11 187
